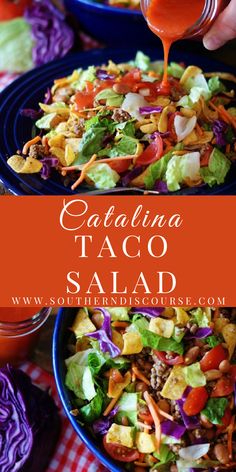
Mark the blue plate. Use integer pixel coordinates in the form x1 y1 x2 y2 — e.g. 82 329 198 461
0 47 235 195
53 307 123 472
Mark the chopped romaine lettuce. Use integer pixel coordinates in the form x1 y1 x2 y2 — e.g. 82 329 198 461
95 88 124 107
183 362 206 388
116 392 138 426
65 363 96 401
200 147 231 186
191 308 210 327
79 387 104 423
165 152 200 192
144 150 173 189
85 163 120 189
167 62 185 79
202 398 228 425
74 124 107 165
208 76 226 95
133 51 151 71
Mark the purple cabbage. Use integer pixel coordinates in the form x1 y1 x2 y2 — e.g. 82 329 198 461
40 157 59 180
96 69 116 80
153 180 168 193
130 307 163 317
139 106 163 115
121 166 144 187
161 420 186 439
0 365 60 472
24 0 74 67
150 131 170 139
185 327 212 340
93 406 119 435
86 308 120 358
44 87 52 105
177 387 200 430
212 120 228 146
20 108 43 120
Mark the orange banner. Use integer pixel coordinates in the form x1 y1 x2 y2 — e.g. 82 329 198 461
0 196 234 307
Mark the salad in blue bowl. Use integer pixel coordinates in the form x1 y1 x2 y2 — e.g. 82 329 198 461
7 51 236 195
53 306 236 471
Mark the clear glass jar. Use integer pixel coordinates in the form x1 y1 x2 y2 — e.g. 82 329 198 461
141 0 229 39
0 307 52 366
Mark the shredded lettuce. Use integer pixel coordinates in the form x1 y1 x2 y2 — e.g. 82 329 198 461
79 387 104 423
144 150 173 189
116 393 138 426
0 19 34 73
191 308 210 327
183 362 206 388
138 329 184 354
99 135 138 158
165 152 200 192
85 163 120 189
167 62 185 79
208 76 226 95
200 147 231 186
133 51 151 71
95 88 124 107
74 124 107 165
202 398 228 425
73 66 96 90
65 363 96 401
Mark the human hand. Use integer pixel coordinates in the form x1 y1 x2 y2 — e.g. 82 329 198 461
203 0 236 50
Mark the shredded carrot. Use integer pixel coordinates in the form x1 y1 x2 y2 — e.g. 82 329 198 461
156 406 174 422
196 122 204 136
227 414 235 459
103 391 122 416
143 391 161 453
131 371 136 382
218 105 236 130
139 453 145 462
209 101 231 124
71 153 98 190
112 321 130 328
22 136 41 155
226 143 231 153
132 366 150 386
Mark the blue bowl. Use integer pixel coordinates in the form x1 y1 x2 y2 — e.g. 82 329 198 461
52 307 122 472
64 0 155 46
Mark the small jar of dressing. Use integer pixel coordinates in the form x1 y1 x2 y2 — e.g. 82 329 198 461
141 0 229 41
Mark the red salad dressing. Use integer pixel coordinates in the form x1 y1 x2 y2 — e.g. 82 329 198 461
0 307 44 366
145 0 206 91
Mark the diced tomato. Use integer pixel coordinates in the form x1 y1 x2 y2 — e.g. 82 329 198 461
136 135 163 165
75 80 115 110
0 0 32 20
154 351 184 366
217 407 232 432
120 69 142 87
108 159 131 173
200 344 228 372
211 377 234 397
103 436 140 462
183 387 208 416
132 82 158 101
200 145 213 167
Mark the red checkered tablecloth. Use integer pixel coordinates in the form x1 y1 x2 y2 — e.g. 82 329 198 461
22 362 108 472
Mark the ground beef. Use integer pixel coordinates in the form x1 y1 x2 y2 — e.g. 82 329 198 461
28 144 46 159
150 358 171 390
112 109 131 123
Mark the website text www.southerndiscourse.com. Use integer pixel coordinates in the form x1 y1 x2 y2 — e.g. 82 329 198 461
10 295 227 307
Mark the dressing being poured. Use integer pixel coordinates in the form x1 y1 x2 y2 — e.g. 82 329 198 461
144 0 206 90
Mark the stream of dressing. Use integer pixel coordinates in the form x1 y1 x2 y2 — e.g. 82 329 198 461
146 0 206 92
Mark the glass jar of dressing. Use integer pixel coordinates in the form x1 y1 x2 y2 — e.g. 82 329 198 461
0 307 52 366
141 0 229 40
